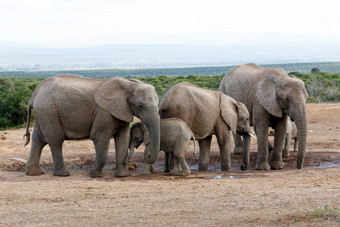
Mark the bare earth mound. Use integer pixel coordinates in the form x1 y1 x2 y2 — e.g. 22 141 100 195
0 103 339 226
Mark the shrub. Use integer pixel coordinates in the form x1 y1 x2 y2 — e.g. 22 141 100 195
0 78 39 128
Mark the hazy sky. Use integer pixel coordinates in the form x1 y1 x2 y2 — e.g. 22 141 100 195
1 0 340 48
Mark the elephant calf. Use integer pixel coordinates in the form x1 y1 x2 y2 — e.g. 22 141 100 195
283 117 298 157
126 118 196 176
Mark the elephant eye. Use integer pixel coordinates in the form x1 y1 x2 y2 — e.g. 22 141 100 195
286 97 290 102
138 104 143 109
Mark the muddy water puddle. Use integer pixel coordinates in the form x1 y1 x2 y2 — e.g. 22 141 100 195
3 154 340 176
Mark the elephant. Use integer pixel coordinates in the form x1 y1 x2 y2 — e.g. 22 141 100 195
283 117 298 158
219 63 308 170
23 74 160 178
159 82 251 172
126 118 196 176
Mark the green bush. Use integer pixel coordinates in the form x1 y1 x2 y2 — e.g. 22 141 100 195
0 69 339 129
0 77 41 129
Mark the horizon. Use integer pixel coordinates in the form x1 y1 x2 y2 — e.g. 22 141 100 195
1 1 340 70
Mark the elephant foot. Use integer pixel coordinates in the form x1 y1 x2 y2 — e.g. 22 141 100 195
143 164 154 175
271 160 285 170
142 168 151 175
198 163 209 172
256 162 271 171
221 163 231 171
53 167 70 177
25 166 45 176
170 169 180 176
233 147 243 155
282 151 291 158
89 169 104 178
240 163 248 171
115 166 130 178
180 169 191 176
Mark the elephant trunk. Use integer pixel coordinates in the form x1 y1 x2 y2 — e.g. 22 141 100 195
143 113 160 164
291 106 307 169
240 133 251 170
124 143 135 164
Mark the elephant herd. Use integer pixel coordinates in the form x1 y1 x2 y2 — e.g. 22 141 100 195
23 63 308 178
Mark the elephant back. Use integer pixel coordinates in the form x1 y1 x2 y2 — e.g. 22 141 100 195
159 82 220 139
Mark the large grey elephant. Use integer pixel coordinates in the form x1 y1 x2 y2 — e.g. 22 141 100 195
126 118 196 176
24 75 160 178
159 82 251 171
219 63 307 170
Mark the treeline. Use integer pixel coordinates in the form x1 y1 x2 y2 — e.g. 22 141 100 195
0 71 339 129
289 70 340 102
0 77 42 128
2 61 340 78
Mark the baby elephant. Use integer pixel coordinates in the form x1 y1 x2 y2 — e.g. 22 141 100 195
126 118 196 176
283 117 298 157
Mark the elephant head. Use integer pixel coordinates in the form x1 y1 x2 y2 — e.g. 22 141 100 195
94 78 160 164
256 75 308 169
220 93 251 135
125 122 150 164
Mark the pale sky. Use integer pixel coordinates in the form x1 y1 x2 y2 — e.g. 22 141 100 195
1 0 340 48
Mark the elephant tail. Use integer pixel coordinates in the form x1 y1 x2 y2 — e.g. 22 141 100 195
190 131 196 157
23 101 33 146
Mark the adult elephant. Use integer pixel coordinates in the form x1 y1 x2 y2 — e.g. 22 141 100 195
159 82 251 171
24 75 160 178
219 63 307 170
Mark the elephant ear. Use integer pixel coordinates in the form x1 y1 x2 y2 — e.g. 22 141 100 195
94 79 133 122
256 75 282 118
219 93 238 134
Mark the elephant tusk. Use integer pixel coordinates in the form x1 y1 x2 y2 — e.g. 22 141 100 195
248 132 257 139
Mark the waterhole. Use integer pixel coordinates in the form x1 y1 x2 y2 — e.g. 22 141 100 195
3 153 340 174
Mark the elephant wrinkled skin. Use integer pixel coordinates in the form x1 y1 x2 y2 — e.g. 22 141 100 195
24 75 160 178
219 63 308 170
159 82 251 171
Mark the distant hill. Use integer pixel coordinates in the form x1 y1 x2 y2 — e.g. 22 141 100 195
1 62 340 78
1 44 340 71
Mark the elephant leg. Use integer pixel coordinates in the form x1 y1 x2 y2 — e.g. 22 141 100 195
293 138 298 152
50 143 70 177
198 136 212 171
164 151 170 172
113 122 131 178
271 118 287 170
283 132 291 158
173 143 191 176
233 132 243 155
143 147 152 175
169 153 180 176
26 123 47 176
143 163 152 175
90 134 110 178
216 129 232 171
254 119 271 170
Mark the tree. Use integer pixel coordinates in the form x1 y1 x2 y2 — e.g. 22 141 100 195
311 68 320 75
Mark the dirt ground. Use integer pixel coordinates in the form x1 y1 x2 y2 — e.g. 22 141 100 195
0 103 339 226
